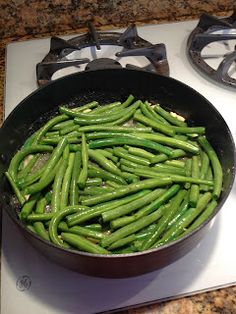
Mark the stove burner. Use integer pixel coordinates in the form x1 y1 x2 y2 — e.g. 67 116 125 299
36 23 169 86
187 11 236 89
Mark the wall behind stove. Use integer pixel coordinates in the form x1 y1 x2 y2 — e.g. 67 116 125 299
0 0 235 39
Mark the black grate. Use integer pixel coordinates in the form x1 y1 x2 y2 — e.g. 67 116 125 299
36 23 169 86
187 11 236 89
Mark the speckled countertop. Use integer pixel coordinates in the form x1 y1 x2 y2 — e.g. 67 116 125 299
1 1 236 313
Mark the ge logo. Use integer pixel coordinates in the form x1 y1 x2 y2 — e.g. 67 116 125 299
16 275 31 291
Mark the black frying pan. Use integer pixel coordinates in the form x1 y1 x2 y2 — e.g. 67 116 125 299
0 69 235 278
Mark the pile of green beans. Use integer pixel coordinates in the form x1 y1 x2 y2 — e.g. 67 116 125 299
6 95 223 254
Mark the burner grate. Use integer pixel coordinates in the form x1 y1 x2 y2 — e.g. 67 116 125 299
36 23 169 86
187 11 236 89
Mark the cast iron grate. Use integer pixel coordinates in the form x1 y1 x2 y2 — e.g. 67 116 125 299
36 22 169 86
187 11 236 89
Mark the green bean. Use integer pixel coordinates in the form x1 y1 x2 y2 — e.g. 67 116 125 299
70 151 81 205
119 158 146 169
88 164 127 185
24 147 65 195
140 188 186 250
119 171 139 183
153 192 212 247
84 224 102 231
134 184 180 219
73 100 99 112
49 207 81 248
66 225 106 240
107 104 140 126
172 126 205 134
105 180 121 188
154 104 187 127
144 101 172 125
133 133 199 154
51 158 68 212
63 144 70 160
40 138 68 181
189 156 200 207
81 101 120 114
61 232 109 254
8 145 53 182
59 103 100 118
33 222 50 241
94 149 118 163
35 196 47 214
174 134 188 141
64 130 81 139
150 149 186 164
89 137 173 156
45 131 60 138
152 163 186 176
184 158 192 189
33 114 69 143
82 178 172 206
133 111 175 137
59 124 78 136
56 221 69 231
113 147 150 166
182 199 217 235
102 188 164 222
126 146 155 160
140 101 170 125
164 160 185 168
92 95 134 114
78 125 152 133
122 167 213 186
85 131 133 140
41 137 80 146
110 216 137 229
22 131 39 149
110 185 178 229
108 234 136 250
60 153 75 209
198 136 223 199
27 205 87 223
85 177 102 186
77 134 88 189
167 190 190 227
88 149 122 177
18 154 40 180
19 192 41 221
5 172 26 206
52 119 74 131
27 224 36 234
66 190 150 226
27 212 55 222
73 107 132 125
18 161 48 189
199 151 210 188
79 186 115 195
100 201 170 248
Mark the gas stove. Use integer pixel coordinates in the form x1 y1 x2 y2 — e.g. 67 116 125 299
2 14 236 314
36 22 169 86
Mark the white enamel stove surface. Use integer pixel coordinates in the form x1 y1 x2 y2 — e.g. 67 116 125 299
2 20 236 314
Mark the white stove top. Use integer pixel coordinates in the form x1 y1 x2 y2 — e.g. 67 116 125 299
2 20 236 314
